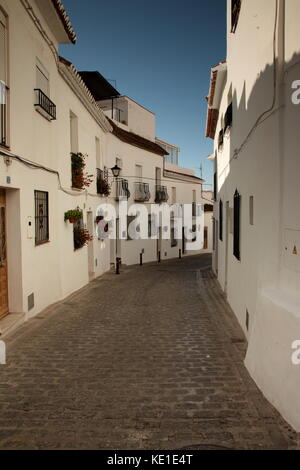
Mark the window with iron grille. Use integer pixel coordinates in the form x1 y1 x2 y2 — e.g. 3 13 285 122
219 199 223 241
231 0 241 33
34 191 49 245
233 190 241 260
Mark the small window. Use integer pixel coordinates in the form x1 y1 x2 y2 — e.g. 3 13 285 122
95 137 101 169
36 60 49 96
231 0 241 33
213 172 217 201
70 111 78 154
249 196 254 225
219 200 223 241
233 190 241 260
172 187 176 204
34 191 49 245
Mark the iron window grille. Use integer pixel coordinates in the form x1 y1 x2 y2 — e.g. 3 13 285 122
231 0 241 33
34 88 56 120
116 178 130 200
155 185 169 204
134 182 151 202
219 200 223 241
34 190 49 245
0 82 8 147
233 189 241 260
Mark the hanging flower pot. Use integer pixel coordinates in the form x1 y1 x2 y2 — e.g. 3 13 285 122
64 209 83 224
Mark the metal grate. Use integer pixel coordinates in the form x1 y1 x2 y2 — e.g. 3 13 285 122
34 88 56 120
34 190 49 245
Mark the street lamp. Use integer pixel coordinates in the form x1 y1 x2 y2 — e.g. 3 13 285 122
111 164 121 179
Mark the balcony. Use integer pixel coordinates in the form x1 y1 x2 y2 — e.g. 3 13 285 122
134 182 151 202
0 82 8 147
34 89 56 120
116 178 130 200
97 168 110 196
155 185 169 204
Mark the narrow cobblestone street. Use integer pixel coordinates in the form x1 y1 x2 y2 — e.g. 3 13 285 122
0 254 298 450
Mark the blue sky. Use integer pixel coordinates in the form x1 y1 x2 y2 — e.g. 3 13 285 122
60 0 226 187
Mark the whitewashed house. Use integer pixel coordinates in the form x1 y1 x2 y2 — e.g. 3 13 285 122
206 0 300 430
0 0 112 332
80 72 207 266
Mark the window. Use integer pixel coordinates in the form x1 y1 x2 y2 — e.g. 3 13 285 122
231 0 241 33
172 187 176 204
95 137 102 169
233 190 241 260
34 191 49 245
70 111 78 153
213 172 217 201
0 8 8 147
219 199 223 241
249 196 254 225
36 60 49 96
135 164 142 182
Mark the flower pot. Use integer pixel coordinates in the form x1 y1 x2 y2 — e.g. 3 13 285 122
69 218 78 224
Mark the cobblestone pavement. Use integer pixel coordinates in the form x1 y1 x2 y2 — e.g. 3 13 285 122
0 254 298 450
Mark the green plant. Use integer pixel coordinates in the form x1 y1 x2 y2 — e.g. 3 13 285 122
64 209 83 223
73 226 93 250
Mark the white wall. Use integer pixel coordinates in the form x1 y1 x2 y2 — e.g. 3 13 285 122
210 0 300 431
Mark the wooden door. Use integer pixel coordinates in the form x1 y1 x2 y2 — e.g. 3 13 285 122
0 189 8 319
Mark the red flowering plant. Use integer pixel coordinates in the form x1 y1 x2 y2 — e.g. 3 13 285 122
73 226 93 250
71 153 94 190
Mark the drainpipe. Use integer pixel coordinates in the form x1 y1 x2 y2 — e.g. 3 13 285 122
277 0 285 289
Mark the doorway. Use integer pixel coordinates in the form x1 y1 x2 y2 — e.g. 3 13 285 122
0 189 8 319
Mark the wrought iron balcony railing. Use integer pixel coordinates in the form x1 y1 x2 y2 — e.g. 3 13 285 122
155 185 169 204
116 178 130 200
0 81 8 147
34 89 56 120
134 182 151 202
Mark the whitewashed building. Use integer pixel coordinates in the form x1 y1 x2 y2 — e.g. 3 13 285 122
0 0 112 332
206 0 300 430
80 72 207 266
0 0 209 335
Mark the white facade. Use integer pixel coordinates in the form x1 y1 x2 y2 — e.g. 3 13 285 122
207 0 300 430
0 0 209 332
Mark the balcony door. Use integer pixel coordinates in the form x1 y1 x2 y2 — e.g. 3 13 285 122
0 189 8 319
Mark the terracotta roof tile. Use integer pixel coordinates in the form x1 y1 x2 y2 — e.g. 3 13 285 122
51 0 77 44
108 119 168 157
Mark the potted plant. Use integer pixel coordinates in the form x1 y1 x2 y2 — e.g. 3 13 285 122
64 209 83 224
71 153 94 190
97 177 111 197
73 226 93 250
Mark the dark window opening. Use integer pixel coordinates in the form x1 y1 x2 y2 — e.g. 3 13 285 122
233 189 241 260
224 102 233 131
34 190 49 245
231 0 241 33
213 172 217 201
219 200 223 241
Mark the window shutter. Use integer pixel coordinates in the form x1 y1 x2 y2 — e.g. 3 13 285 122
233 190 241 260
0 17 6 84
36 65 49 96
